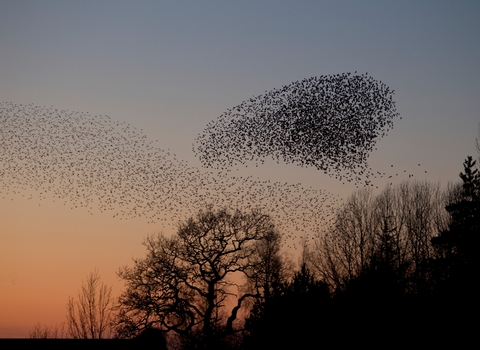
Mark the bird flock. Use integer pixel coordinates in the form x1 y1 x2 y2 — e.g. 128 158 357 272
194 73 399 186
1 74 405 247
1 102 340 247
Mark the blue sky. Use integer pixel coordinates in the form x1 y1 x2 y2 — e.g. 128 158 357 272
1 1 479 181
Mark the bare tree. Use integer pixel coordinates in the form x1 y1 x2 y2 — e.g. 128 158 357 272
314 181 451 293
245 228 289 300
29 322 65 339
314 188 378 288
66 269 114 339
115 207 280 346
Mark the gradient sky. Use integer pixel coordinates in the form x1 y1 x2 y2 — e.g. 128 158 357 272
1 0 479 337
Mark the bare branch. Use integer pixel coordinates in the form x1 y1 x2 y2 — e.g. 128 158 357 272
115 207 281 345
66 269 114 339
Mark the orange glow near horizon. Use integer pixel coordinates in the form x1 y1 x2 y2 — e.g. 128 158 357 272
0 194 171 338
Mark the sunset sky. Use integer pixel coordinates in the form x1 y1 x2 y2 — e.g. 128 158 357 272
1 0 480 337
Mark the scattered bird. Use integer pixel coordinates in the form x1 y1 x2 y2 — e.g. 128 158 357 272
0 102 342 248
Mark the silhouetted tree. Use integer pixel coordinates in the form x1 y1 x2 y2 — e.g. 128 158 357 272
425 156 480 341
315 188 377 288
314 181 449 295
244 264 330 349
244 228 288 301
66 269 114 339
432 157 480 261
115 207 279 348
432 156 480 291
29 322 65 339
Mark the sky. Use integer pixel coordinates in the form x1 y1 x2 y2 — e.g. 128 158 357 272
1 0 479 338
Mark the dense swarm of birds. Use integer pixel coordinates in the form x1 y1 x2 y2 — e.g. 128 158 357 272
194 73 399 186
1 74 415 248
0 102 343 247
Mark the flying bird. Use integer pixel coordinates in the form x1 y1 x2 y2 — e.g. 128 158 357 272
0 101 343 248
193 73 399 186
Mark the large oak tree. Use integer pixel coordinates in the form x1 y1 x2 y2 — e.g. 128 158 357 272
115 207 280 347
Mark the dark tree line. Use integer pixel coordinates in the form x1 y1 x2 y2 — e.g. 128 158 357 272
110 155 479 348
28 156 479 348
241 156 479 348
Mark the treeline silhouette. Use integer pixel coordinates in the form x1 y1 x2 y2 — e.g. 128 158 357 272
112 155 479 349
22 156 479 349
243 156 479 349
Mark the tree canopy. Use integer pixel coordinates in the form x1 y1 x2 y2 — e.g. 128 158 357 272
115 207 281 347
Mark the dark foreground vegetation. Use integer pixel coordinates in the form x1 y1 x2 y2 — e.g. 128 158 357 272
20 156 480 349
